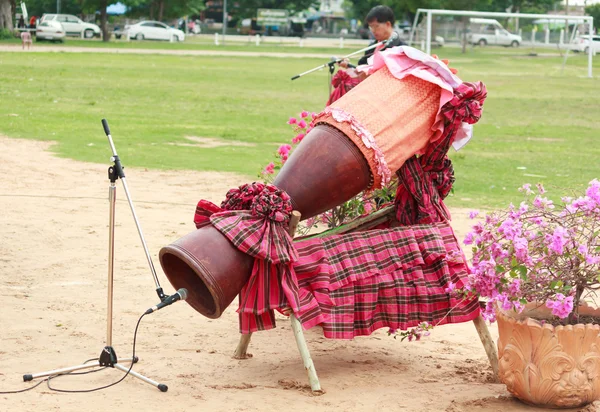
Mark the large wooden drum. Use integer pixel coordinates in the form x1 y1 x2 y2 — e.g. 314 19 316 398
159 124 371 318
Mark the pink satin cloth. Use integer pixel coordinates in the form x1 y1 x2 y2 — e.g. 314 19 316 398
313 46 465 189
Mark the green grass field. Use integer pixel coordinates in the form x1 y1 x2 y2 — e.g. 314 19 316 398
0 41 598 209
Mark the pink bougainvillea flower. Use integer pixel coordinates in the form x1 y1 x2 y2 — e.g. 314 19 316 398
263 162 275 175
519 183 534 195
549 226 568 255
292 133 305 144
468 210 479 219
546 293 574 319
444 281 456 294
297 119 307 129
536 183 546 195
287 117 297 125
277 144 292 157
300 110 310 118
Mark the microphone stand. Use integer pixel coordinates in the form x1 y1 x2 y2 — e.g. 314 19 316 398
22 119 169 392
290 39 387 81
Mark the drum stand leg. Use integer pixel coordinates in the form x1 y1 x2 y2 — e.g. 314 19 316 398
233 333 253 359
232 211 322 393
23 122 169 392
473 315 499 382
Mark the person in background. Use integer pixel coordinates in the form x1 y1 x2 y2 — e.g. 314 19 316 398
327 6 405 105
18 15 26 29
340 6 405 68
29 15 37 29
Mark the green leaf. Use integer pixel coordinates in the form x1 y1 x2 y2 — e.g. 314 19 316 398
519 298 528 305
495 265 506 273
516 265 528 281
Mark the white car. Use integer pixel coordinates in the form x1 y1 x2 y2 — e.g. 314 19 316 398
468 18 521 47
125 21 185 42
573 35 600 54
35 20 65 42
40 13 100 38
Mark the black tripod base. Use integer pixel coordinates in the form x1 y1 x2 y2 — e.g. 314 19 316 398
22 349 166 391
99 346 118 366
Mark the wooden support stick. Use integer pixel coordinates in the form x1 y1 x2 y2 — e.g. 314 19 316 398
290 313 322 393
288 210 323 393
473 315 499 382
233 333 253 359
289 210 301 236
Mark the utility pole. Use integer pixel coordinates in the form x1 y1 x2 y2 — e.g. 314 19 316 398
222 0 227 45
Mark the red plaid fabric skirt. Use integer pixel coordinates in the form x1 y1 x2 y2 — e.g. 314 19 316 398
290 221 479 339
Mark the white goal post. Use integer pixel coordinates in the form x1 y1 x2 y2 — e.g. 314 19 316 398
410 9 594 78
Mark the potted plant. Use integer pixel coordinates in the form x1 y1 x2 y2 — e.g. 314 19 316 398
463 180 600 408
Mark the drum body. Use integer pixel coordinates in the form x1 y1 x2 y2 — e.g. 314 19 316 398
159 124 371 318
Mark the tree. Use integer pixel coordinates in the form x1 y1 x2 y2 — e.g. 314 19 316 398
585 3 600 31
0 0 13 31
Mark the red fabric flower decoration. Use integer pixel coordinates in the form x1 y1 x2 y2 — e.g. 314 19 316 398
251 186 292 223
221 182 265 211
326 70 361 106
442 81 487 126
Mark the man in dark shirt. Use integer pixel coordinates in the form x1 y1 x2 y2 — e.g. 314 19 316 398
340 5 405 68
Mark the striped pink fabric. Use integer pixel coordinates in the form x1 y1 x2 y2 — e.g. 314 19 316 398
274 222 478 338
194 183 303 332
395 81 487 225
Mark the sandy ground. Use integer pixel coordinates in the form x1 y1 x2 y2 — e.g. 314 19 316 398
0 135 588 412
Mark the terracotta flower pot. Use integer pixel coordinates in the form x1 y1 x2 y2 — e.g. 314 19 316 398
496 304 600 408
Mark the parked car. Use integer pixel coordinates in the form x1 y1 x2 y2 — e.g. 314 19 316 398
35 20 65 42
125 21 185 42
573 34 600 54
40 14 100 38
468 18 521 47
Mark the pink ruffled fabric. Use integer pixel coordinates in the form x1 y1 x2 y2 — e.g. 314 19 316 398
357 46 472 150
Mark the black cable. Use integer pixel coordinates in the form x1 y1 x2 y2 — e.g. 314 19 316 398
0 312 147 394
46 312 146 393
0 379 45 394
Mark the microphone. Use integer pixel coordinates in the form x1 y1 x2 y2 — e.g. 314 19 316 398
145 288 188 314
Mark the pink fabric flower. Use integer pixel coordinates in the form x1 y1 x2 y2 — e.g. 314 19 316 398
442 82 487 126
221 182 266 210
250 185 292 222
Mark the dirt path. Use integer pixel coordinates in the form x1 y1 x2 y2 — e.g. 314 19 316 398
0 135 573 411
